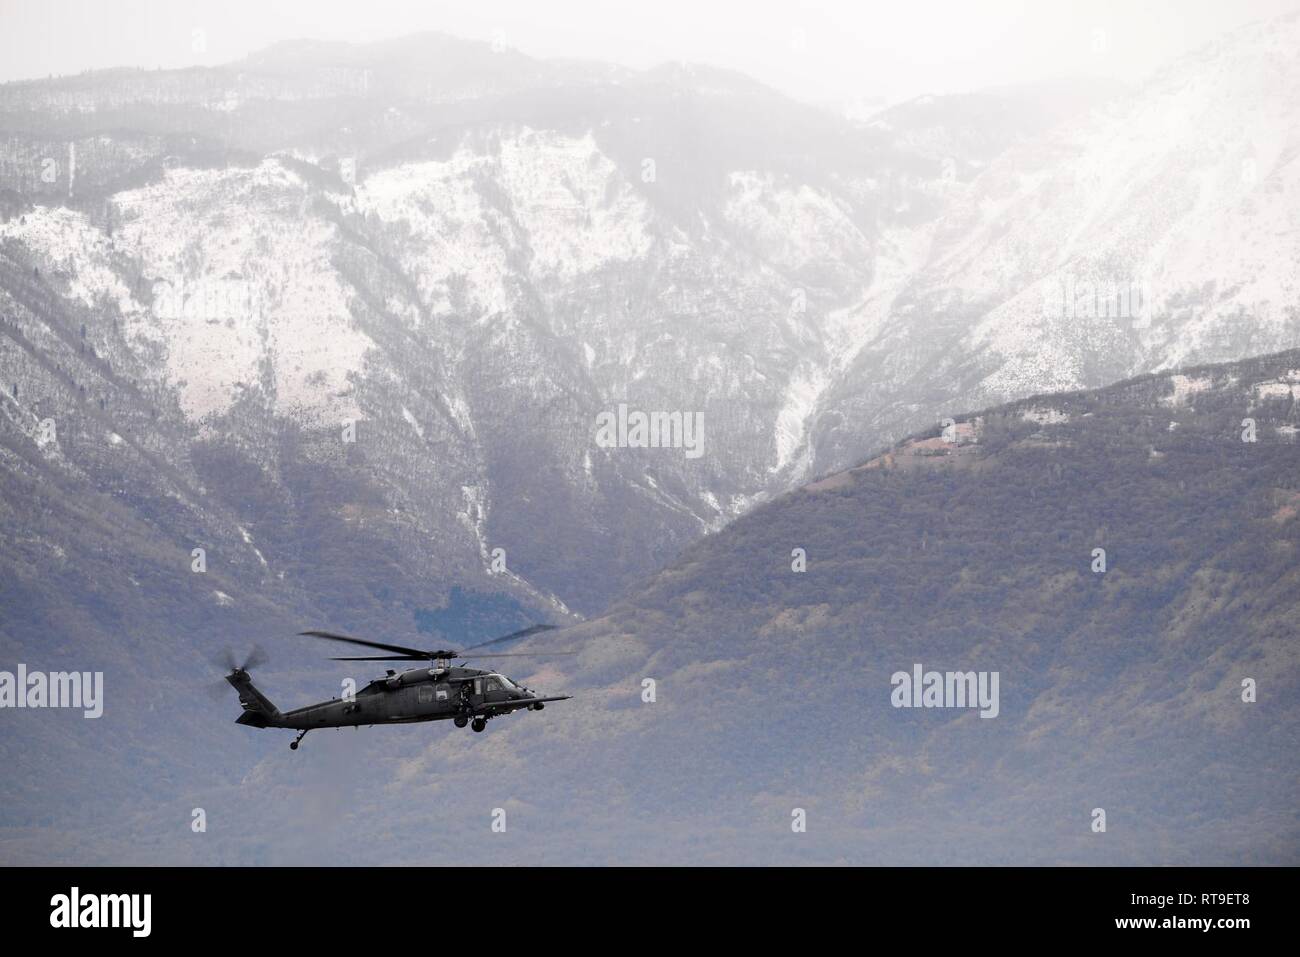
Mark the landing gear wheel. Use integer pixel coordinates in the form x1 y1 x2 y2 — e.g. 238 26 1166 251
290 729 309 751
471 718 487 733
453 716 468 728
290 741 299 750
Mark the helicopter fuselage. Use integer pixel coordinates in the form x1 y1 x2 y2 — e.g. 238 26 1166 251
224 625 574 749
227 663 569 744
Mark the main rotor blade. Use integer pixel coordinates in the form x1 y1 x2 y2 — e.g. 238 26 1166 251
460 623 559 651
458 650 579 659
298 630 432 658
329 655 427 661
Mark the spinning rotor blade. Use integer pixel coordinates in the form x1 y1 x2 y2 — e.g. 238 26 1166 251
212 644 267 674
298 630 431 658
459 651 578 659
327 650 577 661
461 623 559 651
242 645 268 671
299 624 568 663
207 645 267 700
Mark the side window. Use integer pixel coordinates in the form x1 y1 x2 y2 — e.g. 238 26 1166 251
485 678 501 692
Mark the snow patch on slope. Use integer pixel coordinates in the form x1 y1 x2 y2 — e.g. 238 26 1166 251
724 171 869 275
10 160 374 425
356 128 652 318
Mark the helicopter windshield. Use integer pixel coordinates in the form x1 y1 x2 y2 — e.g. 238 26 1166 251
491 674 520 691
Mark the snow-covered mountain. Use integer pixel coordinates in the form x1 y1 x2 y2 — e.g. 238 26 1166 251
0 34 991 618
808 11 1300 467
1 15 1298 622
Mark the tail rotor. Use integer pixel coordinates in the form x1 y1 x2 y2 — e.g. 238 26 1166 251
216 645 267 675
207 645 268 699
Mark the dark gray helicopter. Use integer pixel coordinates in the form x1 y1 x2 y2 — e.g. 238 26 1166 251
223 625 572 750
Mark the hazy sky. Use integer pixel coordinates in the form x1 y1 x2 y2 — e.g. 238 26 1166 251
1 0 1296 106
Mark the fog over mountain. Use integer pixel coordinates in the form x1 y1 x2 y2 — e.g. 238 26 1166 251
1 10 1298 866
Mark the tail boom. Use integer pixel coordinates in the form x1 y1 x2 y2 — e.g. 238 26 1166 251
226 670 282 728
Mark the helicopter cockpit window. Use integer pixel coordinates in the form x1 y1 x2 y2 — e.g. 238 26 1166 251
484 678 502 692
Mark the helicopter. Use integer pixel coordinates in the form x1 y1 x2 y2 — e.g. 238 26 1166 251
222 624 572 750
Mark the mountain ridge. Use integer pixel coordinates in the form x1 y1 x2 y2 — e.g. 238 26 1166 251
5 345 1297 864
0 14 1297 679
